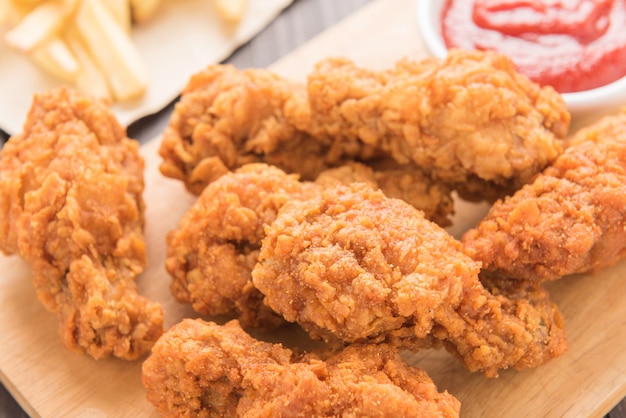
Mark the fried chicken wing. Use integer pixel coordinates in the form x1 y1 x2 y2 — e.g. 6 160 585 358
0 88 163 360
141 318 461 418
159 49 569 201
158 63 357 195
252 183 567 377
462 110 626 281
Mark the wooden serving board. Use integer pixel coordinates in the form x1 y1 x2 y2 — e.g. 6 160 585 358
1 0 625 416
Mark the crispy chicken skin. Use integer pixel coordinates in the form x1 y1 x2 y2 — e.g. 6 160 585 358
167 162 455 327
462 110 626 281
0 88 163 360
252 183 567 377
142 319 461 418
158 63 455 224
166 164 316 329
158 63 349 194
314 161 454 226
432 275 566 376
159 49 569 201
300 50 569 197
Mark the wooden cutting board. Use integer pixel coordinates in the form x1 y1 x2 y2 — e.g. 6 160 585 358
1 0 625 416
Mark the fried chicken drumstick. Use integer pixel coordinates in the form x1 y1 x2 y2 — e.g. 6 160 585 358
159 49 569 200
158 60 382 194
0 88 163 360
142 319 461 418
252 183 567 377
462 110 626 281
299 51 569 198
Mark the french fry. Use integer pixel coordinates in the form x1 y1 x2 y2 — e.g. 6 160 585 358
1 1 33 26
103 0 131 32
30 36 79 82
5 0 42 17
73 0 147 101
215 0 247 24
4 0 76 52
0 0 10 24
64 24 111 100
129 0 160 24
9 0 46 7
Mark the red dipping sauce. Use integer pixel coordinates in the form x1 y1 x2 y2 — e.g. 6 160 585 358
441 0 626 93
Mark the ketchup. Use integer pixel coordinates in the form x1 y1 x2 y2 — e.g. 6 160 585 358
441 0 626 93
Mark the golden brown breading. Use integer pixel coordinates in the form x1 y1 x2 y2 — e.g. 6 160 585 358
567 108 626 149
158 63 356 195
167 161 454 327
303 50 569 197
433 275 567 376
0 88 163 360
141 319 461 418
315 161 454 226
253 183 473 344
462 110 626 281
159 49 569 201
166 164 317 329
252 183 567 377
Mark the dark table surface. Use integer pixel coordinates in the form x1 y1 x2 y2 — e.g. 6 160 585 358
1 0 625 416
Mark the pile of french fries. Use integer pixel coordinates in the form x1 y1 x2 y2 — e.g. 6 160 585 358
0 0 164 102
1 0 248 103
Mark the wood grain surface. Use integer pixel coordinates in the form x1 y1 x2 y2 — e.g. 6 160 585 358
2 0 626 416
